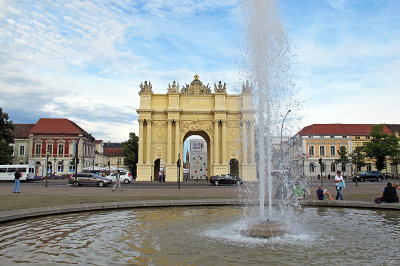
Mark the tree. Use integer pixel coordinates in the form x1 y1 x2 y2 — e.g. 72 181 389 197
335 146 350 173
0 107 15 164
122 132 139 176
389 147 400 178
351 146 366 175
363 124 399 171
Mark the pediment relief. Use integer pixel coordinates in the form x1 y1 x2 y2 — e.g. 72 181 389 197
180 119 213 139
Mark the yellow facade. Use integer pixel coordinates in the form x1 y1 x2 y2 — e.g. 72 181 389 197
136 75 257 182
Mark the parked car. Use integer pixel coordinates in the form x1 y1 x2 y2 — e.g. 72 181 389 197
209 174 243 186
69 173 112 187
352 171 384 182
104 171 133 183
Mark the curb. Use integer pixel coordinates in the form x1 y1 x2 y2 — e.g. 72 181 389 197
0 199 399 224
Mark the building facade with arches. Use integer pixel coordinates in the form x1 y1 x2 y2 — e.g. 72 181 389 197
136 75 257 182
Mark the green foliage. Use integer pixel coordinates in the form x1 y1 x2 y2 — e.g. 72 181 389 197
0 107 15 164
122 132 139 175
363 124 400 171
335 146 350 170
351 146 366 174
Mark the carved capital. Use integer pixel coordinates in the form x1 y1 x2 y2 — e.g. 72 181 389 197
214 119 220 126
138 119 145 124
167 119 173 125
221 120 227 126
145 119 152 124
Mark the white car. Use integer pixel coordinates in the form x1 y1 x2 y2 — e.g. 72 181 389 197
105 171 133 184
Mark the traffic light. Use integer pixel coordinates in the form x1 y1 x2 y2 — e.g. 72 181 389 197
76 158 80 165
319 158 322 164
177 159 181 168
108 161 110 166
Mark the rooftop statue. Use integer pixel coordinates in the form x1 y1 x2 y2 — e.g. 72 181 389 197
242 80 253 93
167 81 180 93
181 74 211 94
139 81 153 93
214 81 227 93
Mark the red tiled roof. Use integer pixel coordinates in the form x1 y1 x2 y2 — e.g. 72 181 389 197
13 124 35 138
342 124 392 136
30 118 89 135
296 124 348 136
297 124 394 136
104 148 124 157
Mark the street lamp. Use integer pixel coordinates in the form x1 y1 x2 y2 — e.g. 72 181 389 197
280 109 292 168
45 151 50 188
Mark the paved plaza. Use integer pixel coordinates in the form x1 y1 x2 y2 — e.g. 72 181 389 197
0 179 398 212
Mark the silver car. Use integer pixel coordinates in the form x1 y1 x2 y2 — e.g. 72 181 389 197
69 173 112 187
104 171 133 184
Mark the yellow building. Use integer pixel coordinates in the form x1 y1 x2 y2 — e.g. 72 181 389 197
136 75 257 182
296 124 400 178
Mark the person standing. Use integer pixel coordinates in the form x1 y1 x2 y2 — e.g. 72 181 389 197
335 170 345 200
112 170 122 191
158 170 162 182
13 169 21 193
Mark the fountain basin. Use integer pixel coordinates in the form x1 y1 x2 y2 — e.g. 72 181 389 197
241 220 286 238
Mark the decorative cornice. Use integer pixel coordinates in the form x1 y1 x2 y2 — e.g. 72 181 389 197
136 109 154 113
165 109 182 113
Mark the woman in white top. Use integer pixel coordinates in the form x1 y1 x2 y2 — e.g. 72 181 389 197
335 170 344 200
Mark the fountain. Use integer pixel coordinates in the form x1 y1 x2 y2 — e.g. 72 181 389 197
240 0 296 237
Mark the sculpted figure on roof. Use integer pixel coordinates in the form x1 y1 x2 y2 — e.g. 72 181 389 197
181 74 211 94
214 81 226 93
139 81 153 93
167 81 180 93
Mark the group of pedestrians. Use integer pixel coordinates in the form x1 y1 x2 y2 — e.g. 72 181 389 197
316 170 400 204
316 170 345 200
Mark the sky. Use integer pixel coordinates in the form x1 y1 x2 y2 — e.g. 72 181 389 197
1 0 399 143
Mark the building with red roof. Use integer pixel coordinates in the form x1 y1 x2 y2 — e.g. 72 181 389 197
11 118 96 176
11 124 35 165
294 123 400 179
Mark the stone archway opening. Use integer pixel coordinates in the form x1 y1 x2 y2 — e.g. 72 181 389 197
183 131 210 181
229 158 239 177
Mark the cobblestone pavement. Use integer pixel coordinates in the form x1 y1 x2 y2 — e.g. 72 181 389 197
0 179 394 212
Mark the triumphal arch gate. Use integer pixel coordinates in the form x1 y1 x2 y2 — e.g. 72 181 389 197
136 75 257 182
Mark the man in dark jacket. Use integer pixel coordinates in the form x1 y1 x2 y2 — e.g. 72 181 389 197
13 169 21 193
382 183 399 203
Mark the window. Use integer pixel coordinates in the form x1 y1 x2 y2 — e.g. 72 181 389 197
342 136 347 138
58 144 64 155
330 146 336 156
308 136 313 138
117 158 121 165
367 163 371 171
308 146 314 156
331 163 336 172
319 146 325 156
19 145 25 156
357 165 361 172
47 162 53 173
47 144 52 154
342 164 346 172
366 136 370 139
355 137 360 140
10 144 15 156
57 162 64 172
35 144 41 155
330 136 335 138
310 163 316 172
69 162 75 172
